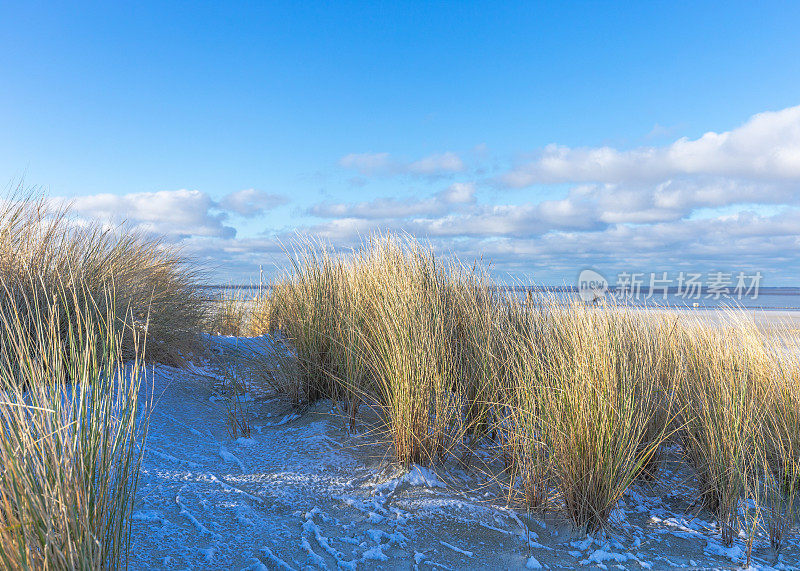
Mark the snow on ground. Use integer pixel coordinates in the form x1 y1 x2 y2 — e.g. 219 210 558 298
129 335 800 570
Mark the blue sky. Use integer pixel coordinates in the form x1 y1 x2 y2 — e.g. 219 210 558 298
2 2 800 284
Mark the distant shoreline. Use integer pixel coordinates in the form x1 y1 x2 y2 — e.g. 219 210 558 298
199 284 800 311
199 284 800 294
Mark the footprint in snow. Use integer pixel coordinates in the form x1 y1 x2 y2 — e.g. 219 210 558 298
219 445 245 472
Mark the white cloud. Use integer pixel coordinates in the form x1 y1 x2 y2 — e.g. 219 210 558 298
438 182 475 204
45 105 800 285
308 176 799 240
291 206 800 284
60 188 292 240
302 217 383 242
502 105 800 186
219 189 287 217
65 189 236 239
310 198 440 219
407 152 464 175
413 198 599 238
339 152 393 175
309 183 476 219
282 107 800 283
339 151 465 176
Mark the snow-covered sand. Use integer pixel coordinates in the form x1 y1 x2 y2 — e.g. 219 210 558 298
129 334 800 570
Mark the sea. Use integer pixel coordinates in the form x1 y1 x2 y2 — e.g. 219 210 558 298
198 285 800 311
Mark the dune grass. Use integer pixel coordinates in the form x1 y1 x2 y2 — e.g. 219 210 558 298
0 193 205 365
757 333 800 553
205 288 251 337
0 279 146 569
503 304 680 532
0 191 208 568
259 233 800 543
266 236 497 460
678 321 766 545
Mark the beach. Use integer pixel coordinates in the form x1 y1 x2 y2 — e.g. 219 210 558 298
127 305 800 569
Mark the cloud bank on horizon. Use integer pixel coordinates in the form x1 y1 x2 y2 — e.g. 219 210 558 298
57 105 800 285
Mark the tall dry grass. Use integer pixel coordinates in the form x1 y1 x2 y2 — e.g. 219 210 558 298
267 236 497 458
0 190 208 567
763 371 800 553
503 303 680 531
0 193 204 365
756 332 800 554
678 319 767 546
205 288 251 337
260 234 800 540
0 279 146 569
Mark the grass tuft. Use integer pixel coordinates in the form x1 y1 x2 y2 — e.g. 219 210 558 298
0 279 146 568
0 191 204 365
256 233 800 539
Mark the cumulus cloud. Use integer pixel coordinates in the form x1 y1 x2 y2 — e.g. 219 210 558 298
479 208 800 272
299 207 800 283
306 192 607 241
339 152 393 175
501 105 800 186
67 189 236 239
438 182 476 204
407 152 464 175
339 151 465 177
417 200 599 238
301 117 800 283
59 187 291 240
179 234 286 274
308 176 799 241
218 189 287 217
309 183 476 219
51 105 800 284
78 188 798 284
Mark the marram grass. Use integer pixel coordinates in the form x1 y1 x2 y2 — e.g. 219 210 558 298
0 281 146 569
0 190 207 568
0 192 205 365
259 234 800 544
